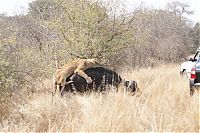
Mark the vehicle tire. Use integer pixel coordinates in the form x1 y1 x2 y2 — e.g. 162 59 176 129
189 80 195 96
180 69 185 76
190 87 194 96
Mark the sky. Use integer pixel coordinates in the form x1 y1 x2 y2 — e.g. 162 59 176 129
0 0 199 23
123 0 200 23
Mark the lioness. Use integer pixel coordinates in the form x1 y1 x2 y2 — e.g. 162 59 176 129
55 58 100 91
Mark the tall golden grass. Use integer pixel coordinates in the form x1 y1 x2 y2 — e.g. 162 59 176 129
0 64 199 132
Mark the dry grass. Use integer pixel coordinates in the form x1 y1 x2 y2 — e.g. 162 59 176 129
0 64 199 132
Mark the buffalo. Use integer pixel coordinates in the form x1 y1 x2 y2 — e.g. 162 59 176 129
59 67 139 96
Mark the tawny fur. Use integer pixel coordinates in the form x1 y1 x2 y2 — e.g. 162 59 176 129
55 58 100 87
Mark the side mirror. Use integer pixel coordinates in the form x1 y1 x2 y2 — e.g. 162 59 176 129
189 58 197 62
189 58 194 61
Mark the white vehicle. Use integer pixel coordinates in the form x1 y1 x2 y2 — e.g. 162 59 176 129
180 47 200 78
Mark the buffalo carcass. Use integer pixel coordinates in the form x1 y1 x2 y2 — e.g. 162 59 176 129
60 67 140 96
60 67 122 96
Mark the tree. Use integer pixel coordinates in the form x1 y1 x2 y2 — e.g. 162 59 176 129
27 0 136 65
190 23 200 51
166 1 193 20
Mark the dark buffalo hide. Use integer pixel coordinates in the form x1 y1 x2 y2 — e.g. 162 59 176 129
60 67 122 96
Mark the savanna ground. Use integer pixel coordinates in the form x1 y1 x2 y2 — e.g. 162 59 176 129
0 64 199 132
